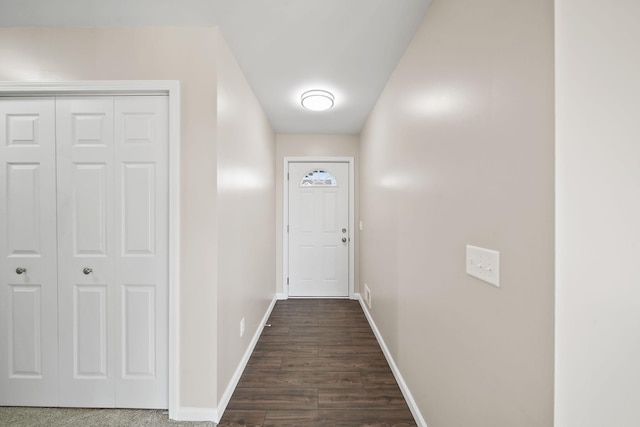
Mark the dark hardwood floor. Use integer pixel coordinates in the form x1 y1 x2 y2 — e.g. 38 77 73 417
218 299 417 427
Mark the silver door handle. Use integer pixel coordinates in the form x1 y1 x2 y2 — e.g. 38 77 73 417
341 238 347 243
83 268 93 275
16 267 26 274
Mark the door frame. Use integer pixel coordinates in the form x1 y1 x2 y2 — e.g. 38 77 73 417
283 157 355 299
0 81 181 417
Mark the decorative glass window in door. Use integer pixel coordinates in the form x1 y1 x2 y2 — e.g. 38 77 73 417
300 169 338 187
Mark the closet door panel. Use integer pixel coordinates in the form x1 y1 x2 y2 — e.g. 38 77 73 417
73 164 108 255
7 164 42 254
0 98 58 406
56 97 116 407
74 285 108 377
114 96 168 408
122 163 155 255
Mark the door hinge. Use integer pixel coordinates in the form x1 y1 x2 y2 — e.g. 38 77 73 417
287 172 290 180
287 277 289 285
287 225 289 233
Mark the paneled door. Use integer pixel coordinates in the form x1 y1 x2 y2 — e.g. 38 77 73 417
113 96 168 408
56 96 168 408
288 162 350 297
56 97 116 406
0 98 59 406
0 95 168 409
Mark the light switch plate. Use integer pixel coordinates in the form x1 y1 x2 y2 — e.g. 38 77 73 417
466 245 500 287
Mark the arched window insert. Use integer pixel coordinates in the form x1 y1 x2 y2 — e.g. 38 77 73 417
300 169 338 187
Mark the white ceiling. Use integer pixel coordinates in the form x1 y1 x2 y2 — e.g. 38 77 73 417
0 0 432 134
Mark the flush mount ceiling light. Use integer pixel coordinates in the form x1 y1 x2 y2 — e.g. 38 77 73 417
301 89 334 111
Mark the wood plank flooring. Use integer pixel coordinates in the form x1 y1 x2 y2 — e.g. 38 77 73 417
218 299 416 426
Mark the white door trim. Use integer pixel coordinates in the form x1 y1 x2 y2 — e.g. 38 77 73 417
283 157 355 299
0 81 181 417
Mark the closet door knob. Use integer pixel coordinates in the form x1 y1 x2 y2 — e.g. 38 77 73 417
83 268 93 275
16 267 26 275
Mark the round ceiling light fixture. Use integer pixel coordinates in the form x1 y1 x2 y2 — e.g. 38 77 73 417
301 89 334 111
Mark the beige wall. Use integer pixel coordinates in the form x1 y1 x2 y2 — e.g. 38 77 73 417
359 1 555 425
0 26 220 410
555 1 640 425
216 35 276 401
275 134 360 296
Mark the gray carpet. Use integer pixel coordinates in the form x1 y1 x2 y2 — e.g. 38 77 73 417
0 407 216 427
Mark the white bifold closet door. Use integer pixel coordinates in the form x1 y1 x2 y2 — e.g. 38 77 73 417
0 98 59 406
0 96 168 409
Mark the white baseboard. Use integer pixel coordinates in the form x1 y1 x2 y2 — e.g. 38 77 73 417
355 293 429 427
173 406 218 422
276 293 288 300
215 295 278 422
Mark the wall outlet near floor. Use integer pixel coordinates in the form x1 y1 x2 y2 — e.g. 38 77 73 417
466 245 500 287
364 284 372 309
240 317 245 337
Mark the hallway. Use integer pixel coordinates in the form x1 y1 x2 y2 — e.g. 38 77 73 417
218 299 416 426
4 0 633 424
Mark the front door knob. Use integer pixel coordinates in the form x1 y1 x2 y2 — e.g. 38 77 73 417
341 237 347 243
16 267 26 275
83 268 93 275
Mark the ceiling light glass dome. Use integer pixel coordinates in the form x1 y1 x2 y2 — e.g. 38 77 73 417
301 90 334 111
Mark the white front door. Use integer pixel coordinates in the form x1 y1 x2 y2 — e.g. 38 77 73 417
288 162 350 297
0 98 59 406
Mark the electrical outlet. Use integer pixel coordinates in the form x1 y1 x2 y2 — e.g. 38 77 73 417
466 245 500 287
364 283 372 309
240 317 245 337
